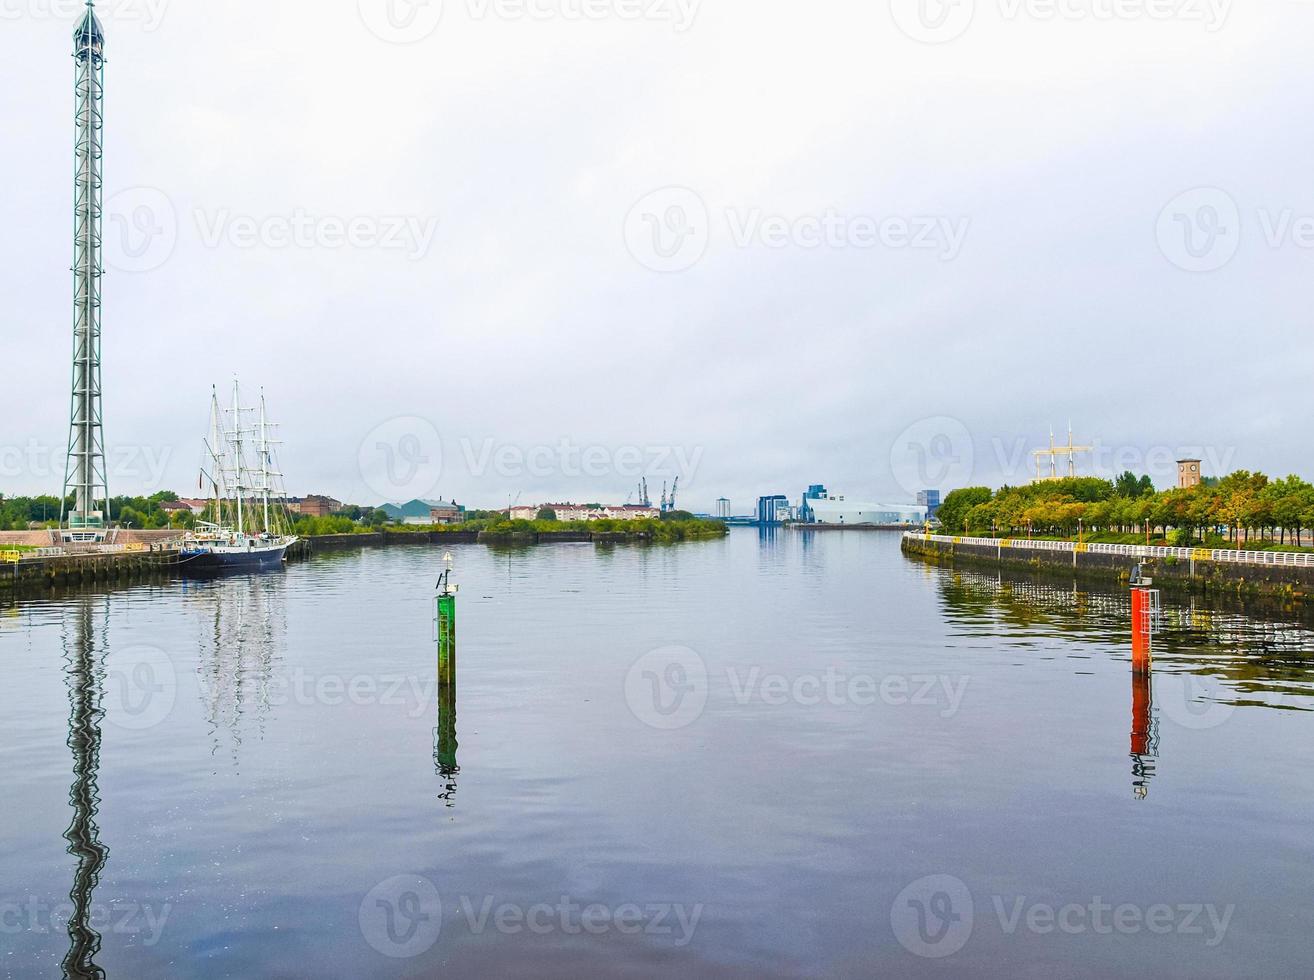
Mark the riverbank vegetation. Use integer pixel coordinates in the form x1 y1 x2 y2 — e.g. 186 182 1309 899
937 472 1314 549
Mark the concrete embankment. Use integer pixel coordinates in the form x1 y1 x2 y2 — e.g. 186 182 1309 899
1 547 180 592
902 533 1314 601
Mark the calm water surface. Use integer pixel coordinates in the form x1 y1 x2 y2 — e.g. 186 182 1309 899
2 530 1313 978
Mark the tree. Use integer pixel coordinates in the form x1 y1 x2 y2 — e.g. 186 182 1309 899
537 507 558 522
937 488 993 533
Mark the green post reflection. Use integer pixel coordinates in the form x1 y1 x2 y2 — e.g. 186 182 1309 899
62 600 108 980
435 675 460 805
434 556 459 804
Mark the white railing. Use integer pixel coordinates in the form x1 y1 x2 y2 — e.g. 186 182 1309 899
907 532 1314 568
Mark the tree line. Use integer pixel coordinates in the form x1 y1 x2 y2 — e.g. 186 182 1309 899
936 471 1314 548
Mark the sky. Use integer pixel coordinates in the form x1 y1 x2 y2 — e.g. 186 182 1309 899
1 0 1310 513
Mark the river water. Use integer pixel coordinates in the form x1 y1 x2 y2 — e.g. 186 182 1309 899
2 530 1312 978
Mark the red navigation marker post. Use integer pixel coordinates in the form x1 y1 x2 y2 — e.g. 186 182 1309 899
1130 585 1154 675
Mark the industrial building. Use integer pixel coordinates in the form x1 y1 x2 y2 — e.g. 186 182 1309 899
802 493 927 526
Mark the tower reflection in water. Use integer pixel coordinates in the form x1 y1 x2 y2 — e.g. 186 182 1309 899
61 600 108 980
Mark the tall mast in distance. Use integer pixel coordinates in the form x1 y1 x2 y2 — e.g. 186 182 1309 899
63 0 110 532
232 380 244 536
259 389 271 533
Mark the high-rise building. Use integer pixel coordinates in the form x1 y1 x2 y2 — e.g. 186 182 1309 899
62 2 110 537
917 489 942 518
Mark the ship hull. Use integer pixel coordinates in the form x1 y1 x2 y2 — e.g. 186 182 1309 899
178 542 291 576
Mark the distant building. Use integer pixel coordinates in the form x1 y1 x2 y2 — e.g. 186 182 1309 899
715 498 731 519
428 500 466 525
510 503 661 522
176 498 209 515
804 493 927 526
159 500 193 517
1177 459 1203 489
298 495 342 518
799 485 828 523
917 489 942 519
757 495 791 525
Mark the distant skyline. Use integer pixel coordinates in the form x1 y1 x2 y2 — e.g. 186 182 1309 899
3 1 1309 513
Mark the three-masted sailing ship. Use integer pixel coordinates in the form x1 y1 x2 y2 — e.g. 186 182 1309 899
177 381 298 573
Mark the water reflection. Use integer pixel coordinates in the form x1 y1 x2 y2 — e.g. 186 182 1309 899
187 574 287 765
61 600 108 980
1130 667 1159 799
937 568 1314 798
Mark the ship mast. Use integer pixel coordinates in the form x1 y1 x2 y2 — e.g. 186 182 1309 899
232 380 244 536
259 389 271 533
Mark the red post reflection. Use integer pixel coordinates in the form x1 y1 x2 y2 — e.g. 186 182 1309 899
1129 585 1158 798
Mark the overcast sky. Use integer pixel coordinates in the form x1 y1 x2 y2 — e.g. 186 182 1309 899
1 0 1309 512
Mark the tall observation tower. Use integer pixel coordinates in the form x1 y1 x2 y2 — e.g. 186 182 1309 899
62 1 110 535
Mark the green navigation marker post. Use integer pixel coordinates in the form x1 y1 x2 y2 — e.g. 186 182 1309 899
435 553 458 689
